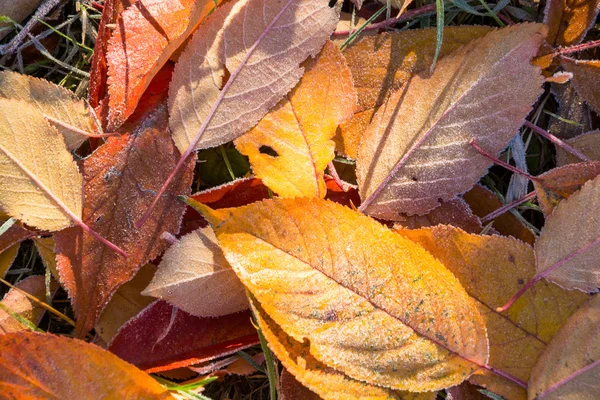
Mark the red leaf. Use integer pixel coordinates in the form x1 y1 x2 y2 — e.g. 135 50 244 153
108 300 259 373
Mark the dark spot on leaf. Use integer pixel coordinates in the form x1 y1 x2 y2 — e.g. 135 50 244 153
411 176 418 181
508 253 515 263
259 145 279 158
220 65 231 90
517 278 524 285
323 310 337 322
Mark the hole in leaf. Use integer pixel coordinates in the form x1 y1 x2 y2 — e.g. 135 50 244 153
220 65 231 90
328 0 338 7
259 145 279 158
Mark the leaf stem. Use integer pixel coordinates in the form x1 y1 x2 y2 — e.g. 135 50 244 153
0 143 127 258
137 0 297 229
327 161 346 192
524 121 590 162
470 139 539 181
497 235 600 313
481 191 537 223
43 115 119 139
554 39 600 56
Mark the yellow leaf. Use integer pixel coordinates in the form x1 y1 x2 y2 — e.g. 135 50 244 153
0 99 83 232
191 197 488 392
32 237 59 280
529 295 600 399
235 40 356 198
252 298 434 400
397 226 588 400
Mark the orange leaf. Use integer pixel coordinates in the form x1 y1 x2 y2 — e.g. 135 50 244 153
0 332 173 399
54 103 195 337
561 58 600 114
0 276 56 334
280 368 321 400
235 40 356 198
105 0 222 131
193 197 488 391
108 300 259 373
357 24 546 219
396 226 588 400
544 0 600 46
534 162 600 216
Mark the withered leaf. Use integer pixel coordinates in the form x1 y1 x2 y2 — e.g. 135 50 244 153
0 276 54 334
108 300 259 373
0 0 43 40
143 227 248 318
168 0 341 153
54 103 195 337
0 332 173 399
393 198 484 234
193 197 488 391
557 130 600 166
357 24 546 219
561 58 600 114
544 0 600 46
235 40 356 198
106 0 222 130
397 226 587 400
535 174 600 292
0 98 83 232
529 295 600 399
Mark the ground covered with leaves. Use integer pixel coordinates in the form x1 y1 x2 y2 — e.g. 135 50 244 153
0 0 599 399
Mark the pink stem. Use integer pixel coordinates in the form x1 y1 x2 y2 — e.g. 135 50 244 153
524 121 590 162
0 143 127 258
498 11 514 26
554 39 600 56
498 235 600 313
44 115 118 139
470 139 539 181
481 191 537 223
137 0 297 229
332 3 437 36
327 161 346 192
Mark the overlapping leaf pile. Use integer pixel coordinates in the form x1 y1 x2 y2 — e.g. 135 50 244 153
1 0 600 399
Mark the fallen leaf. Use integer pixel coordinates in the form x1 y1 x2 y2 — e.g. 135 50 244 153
463 185 536 245
529 295 600 399
557 130 600 166
168 0 341 153
193 197 488 391
0 332 173 399
0 276 52 333
544 0 600 46
357 24 546 219
547 82 593 140
142 227 248 317
95 264 157 343
446 382 489 400
393 198 484 234
105 0 222 130
335 109 374 159
561 57 600 114
108 300 259 373
0 244 19 278
0 219 33 255
0 98 83 232
32 236 59 279
235 40 356 198
54 102 195 337
534 162 600 215
535 174 600 292
0 71 95 150
252 298 432 400
0 0 43 40
397 226 588 400
280 367 325 400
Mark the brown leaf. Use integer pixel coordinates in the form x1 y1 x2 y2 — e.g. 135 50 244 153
142 227 248 318
557 130 600 167
529 295 600 399
463 185 536 245
54 103 195 337
0 71 95 150
108 300 259 373
194 198 488 391
0 244 19 279
561 57 600 114
105 0 222 130
168 0 341 153
280 368 322 400
235 40 356 198
357 24 546 219
0 276 53 334
535 174 600 292
95 263 157 343
0 219 33 255
544 0 600 46
0 0 43 40
397 226 588 400
0 332 173 399
534 162 600 216
547 82 594 140
0 98 83 232
393 198 484 234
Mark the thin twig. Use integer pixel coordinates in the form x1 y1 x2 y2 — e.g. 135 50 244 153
524 121 590 162
44 115 118 139
470 139 539 181
481 191 537 223
554 39 600 57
